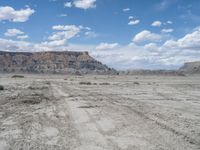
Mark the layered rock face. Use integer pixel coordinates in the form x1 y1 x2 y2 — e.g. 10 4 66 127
119 69 185 76
179 61 200 74
0 51 116 74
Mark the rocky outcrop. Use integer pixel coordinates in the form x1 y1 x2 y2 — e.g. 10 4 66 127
179 61 200 74
0 51 117 74
119 69 185 76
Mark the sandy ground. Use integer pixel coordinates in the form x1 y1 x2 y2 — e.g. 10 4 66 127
0 74 200 150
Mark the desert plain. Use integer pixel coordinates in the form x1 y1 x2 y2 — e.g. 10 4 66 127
0 74 200 150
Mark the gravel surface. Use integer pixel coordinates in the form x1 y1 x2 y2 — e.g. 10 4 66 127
0 74 200 150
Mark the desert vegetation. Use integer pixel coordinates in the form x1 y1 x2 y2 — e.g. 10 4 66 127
0 85 4 90
11 75 25 78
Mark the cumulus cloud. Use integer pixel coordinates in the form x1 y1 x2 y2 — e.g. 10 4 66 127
128 19 140 25
0 6 35 22
167 20 173 24
73 0 96 10
46 24 92 46
163 27 200 50
161 28 174 33
4 29 24 37
96 42 119 50
4 28 29 40
152 21 162 27
132 30 162 43
64 2 72 8
144 43 159 51
17 35 29 40
0 38 32 51
45 25 81 46
128 16 134 20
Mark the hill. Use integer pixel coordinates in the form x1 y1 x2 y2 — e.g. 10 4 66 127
0 51 116 74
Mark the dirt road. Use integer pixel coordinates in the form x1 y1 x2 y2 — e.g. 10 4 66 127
0 75 200 149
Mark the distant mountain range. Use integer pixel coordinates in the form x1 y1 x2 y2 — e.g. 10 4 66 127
0 51 117 74
119 61 200 75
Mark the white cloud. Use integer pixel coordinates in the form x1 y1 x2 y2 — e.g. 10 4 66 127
17 35 29 40
4 28 29 40
163 27 200 50
0 6 35 22
46 24 92 46
64 2 72 8
85 31 98 38
52 25 80 31
128 16 134 20
4 29 24 37
133 30 162 43
0 38 32 51
58 14 68 17
162 28 174 33
73 0 96 10
96 43 119 50
42 39 67 47
49 25 81 44
123 8 130 12
128 19 140 25
152 21 162 27
144 43 159 51
167 20 173 24
78 25 91 30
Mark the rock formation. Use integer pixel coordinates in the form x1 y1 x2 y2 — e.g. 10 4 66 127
0 51 117 74
179 61 200 74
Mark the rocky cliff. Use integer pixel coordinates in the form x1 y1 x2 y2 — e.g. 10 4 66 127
179 61 200 74
0 51 116 74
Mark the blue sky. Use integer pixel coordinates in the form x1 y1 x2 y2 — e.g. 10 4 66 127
0 0 200 70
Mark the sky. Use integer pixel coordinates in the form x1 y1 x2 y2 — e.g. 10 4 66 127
0 0 200 70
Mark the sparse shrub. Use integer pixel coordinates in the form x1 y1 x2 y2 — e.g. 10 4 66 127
75 71 82 76
45 81 51 85
133 81 140 85
12 75 25 78
177 72 186 76
28 85 48 90
0 85 4 91
99 83 110 85
79 82 92 85
22 99 41 105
